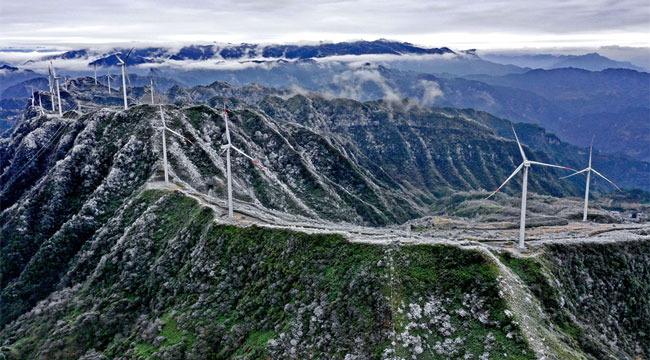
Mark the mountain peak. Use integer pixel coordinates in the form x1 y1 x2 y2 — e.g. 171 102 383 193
0 64 19 71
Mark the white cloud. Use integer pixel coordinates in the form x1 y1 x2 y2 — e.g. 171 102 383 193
332 67 402 101
0 0 647 50
418 80 444 106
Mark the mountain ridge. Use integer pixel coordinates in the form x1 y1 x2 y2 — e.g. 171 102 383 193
1 79 649 360
481 52 647 72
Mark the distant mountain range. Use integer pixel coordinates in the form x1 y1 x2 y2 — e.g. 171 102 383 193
0 64 43 93
35 40 646 76
481 52 647 72
2 40 648 163
43 40 456 65
467 68 650 161
33 40 524 77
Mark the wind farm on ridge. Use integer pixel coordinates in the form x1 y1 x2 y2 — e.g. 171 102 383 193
21 50 636 251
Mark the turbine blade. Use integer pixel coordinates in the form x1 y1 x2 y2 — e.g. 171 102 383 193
592 169 622 191
124 48 134 62
485 162 524 199
589 135 594 167
164 127 194 145
528 161 574 171
158 105 166 127
231 145 267 170
559 168 588 179
511 123 527 161
114 54 123 63
124 66 133 89
223 103 231 144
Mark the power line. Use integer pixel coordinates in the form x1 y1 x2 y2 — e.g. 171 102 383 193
4 117 73 188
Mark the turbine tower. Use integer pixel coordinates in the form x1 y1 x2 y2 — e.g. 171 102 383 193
48 64 55 111
93 64 98 85
560 137 621 221
157 101 194 184
220 102 267 219
30 86 34 107
114 48 134 110
486 123 574 249
107 72 115 94
38 93 44 115
51 61 63 116
150 78 155 104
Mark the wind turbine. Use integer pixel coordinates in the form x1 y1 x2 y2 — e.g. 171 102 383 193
30 86 34 107
107 71 115 94
486 123 574 249
157 99 194 184
220 102 267 219
38 93 44 115
93 64 98 85
114 48 134 110
51 61 63 116
150 78 155 104
560 137 621 221
48 64 55 111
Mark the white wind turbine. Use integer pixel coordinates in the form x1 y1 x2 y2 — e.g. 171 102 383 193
560 137 621 221
106 71 115 94
220 103 267 219
157 100 194 184
48 64 55 111
114 48 134 110
486 124 574 249
38 93 44 115
50 61 63 116
149 78 155 104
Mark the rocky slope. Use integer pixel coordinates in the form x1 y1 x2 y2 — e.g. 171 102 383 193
160 80 650 192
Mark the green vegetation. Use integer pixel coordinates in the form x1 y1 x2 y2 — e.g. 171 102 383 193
499 252 573 329
1 190 534 359
500 243 650 359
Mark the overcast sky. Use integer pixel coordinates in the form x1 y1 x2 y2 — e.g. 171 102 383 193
1 0 648 50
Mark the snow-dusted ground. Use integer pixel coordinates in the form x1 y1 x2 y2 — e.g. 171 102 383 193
144 180 650 254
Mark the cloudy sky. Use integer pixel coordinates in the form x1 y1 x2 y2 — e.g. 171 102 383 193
1 0 648 50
